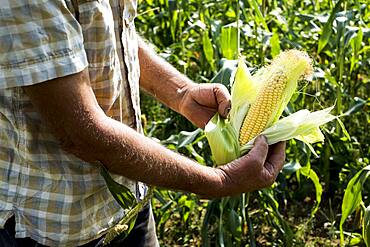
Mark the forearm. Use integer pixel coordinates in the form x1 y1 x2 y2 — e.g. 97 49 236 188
91 114 223 197
138 36 195 113
25 60 284 199
24 72 224 198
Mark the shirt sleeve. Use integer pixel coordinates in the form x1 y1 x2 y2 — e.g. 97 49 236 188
0 1 88 89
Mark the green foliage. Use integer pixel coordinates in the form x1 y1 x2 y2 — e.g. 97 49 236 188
364 205 370 247
101 166 137 210
340 166 370 244
136 0 370 245
101 166 154 244
298 165 323 217
220 24 239 59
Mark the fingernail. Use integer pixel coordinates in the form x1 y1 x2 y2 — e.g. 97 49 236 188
223 106 231 117
223 101 231 117
258 135 267 142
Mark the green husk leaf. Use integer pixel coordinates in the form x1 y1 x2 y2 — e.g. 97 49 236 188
240 106 336 154
204 113 240 165
230 60 260 132
231 60 259 106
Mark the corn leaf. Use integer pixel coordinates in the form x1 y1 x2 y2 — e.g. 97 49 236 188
177 128 202 148
282 161 302 176
350 28 363 73
100 165 137 210
298 166 322 216
220 25 238 60
209 59 238 88
317 0 343 53
100 165 140 245
260 189 294 245
246 0 269 31
364 205 370 247
202 30 215 71
339 165 370 244
270 32 281 58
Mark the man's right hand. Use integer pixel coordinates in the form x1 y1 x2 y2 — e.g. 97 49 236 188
214 136 286 197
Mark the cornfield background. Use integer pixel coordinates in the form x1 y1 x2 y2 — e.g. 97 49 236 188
136 0 370 246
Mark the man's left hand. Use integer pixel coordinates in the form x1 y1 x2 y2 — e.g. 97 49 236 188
178 83 231 128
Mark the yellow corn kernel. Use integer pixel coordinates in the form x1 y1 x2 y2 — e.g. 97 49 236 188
239 71 287 145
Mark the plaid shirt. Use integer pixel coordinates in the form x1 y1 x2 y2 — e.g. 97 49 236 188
0 0 146 246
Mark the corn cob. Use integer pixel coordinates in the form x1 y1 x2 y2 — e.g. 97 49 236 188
239 71 287 145
205 49 325 165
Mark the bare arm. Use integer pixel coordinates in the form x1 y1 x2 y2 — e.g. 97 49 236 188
25 71 285 198
138 37 231 128
138 37 190 113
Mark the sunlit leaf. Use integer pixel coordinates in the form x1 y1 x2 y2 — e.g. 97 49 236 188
100 165 137 210
210 59 238 89
246 0 269 31
350 28 363 73
364 205 370 247
177 129 202 148
202 30 215 71
317 0 343 53
270 31 281 58
220 25 238 59
340 166 370 244
298 166 322 216
282 161 302 176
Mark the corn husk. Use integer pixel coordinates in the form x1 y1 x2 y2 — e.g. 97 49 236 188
205 50 336 165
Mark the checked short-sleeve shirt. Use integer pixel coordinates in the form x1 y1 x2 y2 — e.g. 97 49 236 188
0 0 146 246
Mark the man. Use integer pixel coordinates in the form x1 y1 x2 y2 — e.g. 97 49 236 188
0 0 285 246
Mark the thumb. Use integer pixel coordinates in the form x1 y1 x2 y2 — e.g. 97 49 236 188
213 84 231 118
243 135 269 168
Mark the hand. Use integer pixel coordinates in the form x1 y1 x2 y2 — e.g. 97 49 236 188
178 83 231 128
215 136 286 197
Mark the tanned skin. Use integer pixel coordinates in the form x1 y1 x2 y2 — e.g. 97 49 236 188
24 35 286 198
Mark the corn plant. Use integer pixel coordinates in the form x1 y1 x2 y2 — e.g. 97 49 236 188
136 0 370 245
364 205 370 247
340 165 370 245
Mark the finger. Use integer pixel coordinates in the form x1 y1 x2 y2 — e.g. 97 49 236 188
266 141 286 171
213 84 231 118
192 85 218 108
189 106 217 128
244 135 269 168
